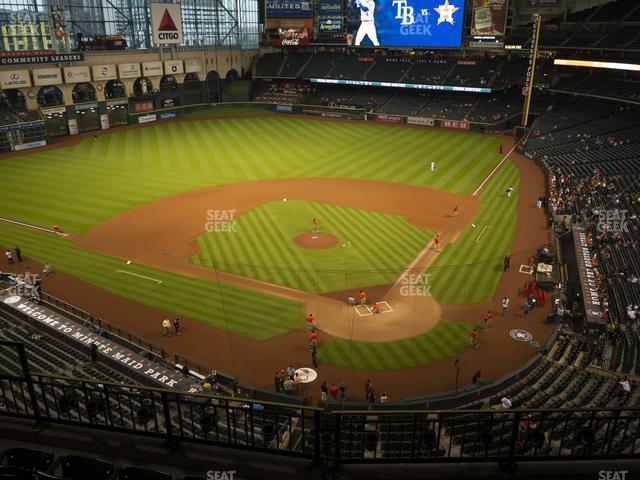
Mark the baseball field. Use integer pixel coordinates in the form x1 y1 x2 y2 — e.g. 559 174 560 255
0 109 531 375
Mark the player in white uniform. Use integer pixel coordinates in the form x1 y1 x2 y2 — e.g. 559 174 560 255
354 0 380 46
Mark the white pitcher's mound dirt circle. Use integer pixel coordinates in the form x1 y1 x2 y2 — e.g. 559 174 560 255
294 232 339 249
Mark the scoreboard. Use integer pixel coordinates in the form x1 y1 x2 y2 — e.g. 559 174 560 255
347 0 465 48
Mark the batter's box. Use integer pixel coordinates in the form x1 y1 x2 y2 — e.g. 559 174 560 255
519 265 534 275
377 301 393 313
354 305 373 317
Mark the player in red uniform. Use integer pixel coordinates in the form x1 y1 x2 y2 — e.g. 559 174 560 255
433 234 441 252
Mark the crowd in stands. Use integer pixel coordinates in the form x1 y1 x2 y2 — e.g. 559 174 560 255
525 100 640 328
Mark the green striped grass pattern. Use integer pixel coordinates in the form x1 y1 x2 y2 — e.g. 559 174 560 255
190 200 434 293
317 320 476 369
427 160 520 304
0 115 516 365
0 222 303 340
0 117 502 233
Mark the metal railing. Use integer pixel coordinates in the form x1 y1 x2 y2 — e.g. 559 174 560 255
1 341 639 466
38 292 220 382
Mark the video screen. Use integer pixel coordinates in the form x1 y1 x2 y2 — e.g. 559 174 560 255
347 0 465 48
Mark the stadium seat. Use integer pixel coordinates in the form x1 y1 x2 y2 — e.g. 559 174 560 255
0 448 54 472
59 455 113 480
117 467 172 480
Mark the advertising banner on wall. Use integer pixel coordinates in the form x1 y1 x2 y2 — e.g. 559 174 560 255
407 116 435 126
100 114 109 130
142 61 163 77
68 118 78 135
92 64 117 81
319 17 344 34
138 114 157 124
184 58 203 73
0 69 31 88
164 60 184 75
441 119 469 129
377 114 403 123
471 0 509 36
33 67 61 86
266 0 313 17
118 63 141 79
151 3 184 44
63 66 91 83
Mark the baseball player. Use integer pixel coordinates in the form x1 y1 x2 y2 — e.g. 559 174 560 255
312 217 319 233
433 234 441 252
354 0 380 46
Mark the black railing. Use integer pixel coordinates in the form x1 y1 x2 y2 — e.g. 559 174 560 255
1 341 639 466
39 291 228 382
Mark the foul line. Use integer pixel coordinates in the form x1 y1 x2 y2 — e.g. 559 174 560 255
472 139 523 197
115 270 163 285
0 217 69 237
475 225 490 243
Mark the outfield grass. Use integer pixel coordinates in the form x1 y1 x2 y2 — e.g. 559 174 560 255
427 160 519 304
190 200 434 293
318 320 476 369
0 222 303 340
0 117 502 233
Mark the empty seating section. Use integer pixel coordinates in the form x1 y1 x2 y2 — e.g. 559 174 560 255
254 53 286 77
404 59 451 84
378 92 430 116
300 53 342 78
448 58 497 87
280 53 313 77
327 54 374 80
364 57 412 82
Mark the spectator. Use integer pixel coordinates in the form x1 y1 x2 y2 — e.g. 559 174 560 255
162 318 171 336
286 365 295 378
43 263 53 277
472 370 482 384
339 382 346 401
502 297 510 316
173 316 181 336
320 381 328 401
501 396 513 409
274 372 282 393
364 379 371 399
328 383 339 401
283 377 295 394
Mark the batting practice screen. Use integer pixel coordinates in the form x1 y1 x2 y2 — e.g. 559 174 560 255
347 0 466 48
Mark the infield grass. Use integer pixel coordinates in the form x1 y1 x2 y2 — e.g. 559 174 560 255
189 199 434 293
318 320 476 369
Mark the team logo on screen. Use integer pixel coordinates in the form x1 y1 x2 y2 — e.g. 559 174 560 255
434 0 459 25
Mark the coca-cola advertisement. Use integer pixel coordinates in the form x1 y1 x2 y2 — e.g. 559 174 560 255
268 27 311 46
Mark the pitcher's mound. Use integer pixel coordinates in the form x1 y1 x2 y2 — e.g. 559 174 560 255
294 232 339 249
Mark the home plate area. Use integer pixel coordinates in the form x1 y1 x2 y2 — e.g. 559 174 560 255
354 301 394 317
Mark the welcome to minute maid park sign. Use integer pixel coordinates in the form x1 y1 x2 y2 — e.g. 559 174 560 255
2 295 189 390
